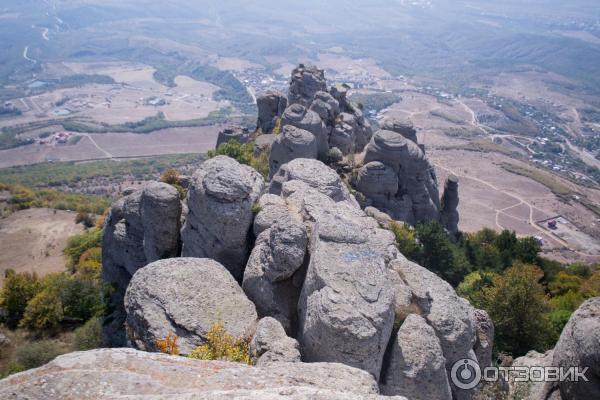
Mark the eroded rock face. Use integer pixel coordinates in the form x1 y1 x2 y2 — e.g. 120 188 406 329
216 126 250 148
257 90 287 134
388 257 479 399
288 64 327 107
441 175 460 234
473 309 494 368
552 297 600 400
101 182 181 346
269 125 318 179
380 117 418 144
124 258 257 355
281 103 328 160
380 314 452 400
0 348 404 400
360 129 440 225
250 317 301 366
181 156 265 281
243 208 308 333
269 158 355 204
291 183 397 380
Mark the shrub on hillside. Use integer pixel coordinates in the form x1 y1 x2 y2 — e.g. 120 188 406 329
14 339 64 370
208 139 269 179
73 317 103 350
188 322 251 364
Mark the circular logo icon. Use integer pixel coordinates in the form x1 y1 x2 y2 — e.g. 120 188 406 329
450 358 482 390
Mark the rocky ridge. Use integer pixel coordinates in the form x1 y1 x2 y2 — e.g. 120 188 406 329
2 64 597 400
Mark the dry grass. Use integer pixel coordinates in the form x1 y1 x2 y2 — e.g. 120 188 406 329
500 162 573 197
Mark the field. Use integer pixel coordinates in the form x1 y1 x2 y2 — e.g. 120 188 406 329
0 208 83 281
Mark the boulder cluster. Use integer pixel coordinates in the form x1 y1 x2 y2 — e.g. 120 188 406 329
3 65 597 400
98 145 488 399
256 63 459 229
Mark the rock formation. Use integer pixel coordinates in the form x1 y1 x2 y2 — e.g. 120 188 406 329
181 155 264 281
288 64 327 107
380 314 453 400
250 317 301 366
256 90 287 134
216 126 250 148
125 258 257 355
380 116 418 144
0 348 407 399
101 182 181 346
269 125 318 179
441 175 460 234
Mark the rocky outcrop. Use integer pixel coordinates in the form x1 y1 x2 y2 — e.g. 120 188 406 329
257 90 287 134
125 258 257 355
380 117 418 143
288 64 327 107
269 125 318 178
216 126 250 148
0 348 406 400
510 350 555 400
290 181 397 380
281 103 328 160
380 314 452 400
388 257 479 399
181 156 264 280
552 297 600 400
243 208 308 333
269 158 355 204
441 175 460 234
250 317 301 366
101 182 181 346
473 309 494 368
359 129 441 225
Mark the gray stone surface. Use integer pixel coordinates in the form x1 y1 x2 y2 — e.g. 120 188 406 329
281 103 329 160
269 125 318 179
380 117 418 143
389 257 478 399
101 183 181 346
125 257 257 355
216 126 250 148
310 90 339 127
294 185 397 380
441 175 460 234
361 129 441 225
0 348 405 399
181 156 265 281
510 350 556 400
251 317 301 366
288 64 327 107
254 133 277 156
243 214 307 333
269 158 355 204
380 314 452 400
257 90 287 134
473 309 494 368
552 297 600 400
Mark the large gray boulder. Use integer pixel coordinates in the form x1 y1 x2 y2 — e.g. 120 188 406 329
441 175 460 234
0 348 406 399
361 129 441 225
473 309 494 368
510 350 556 400
293 184 397 380
101 182 181 346
355 161 398 199
181 156 265 281
288 64 327 107
250 317 301 366
257 90 287 134
310 90 339 127
552 297 600 400
216 126 250 148
380 314 452 400
269 158 355 204
243 214 308 333
269 125 318 179
380 117 418 143
125 258 257 355
281 103 329 160
388 257 478 399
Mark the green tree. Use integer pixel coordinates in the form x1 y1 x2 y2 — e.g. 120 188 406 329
389 221 421 261
64 228 102 270
480 263 553 356
0 270 41 327
19 286 64 332
73 317 103 350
